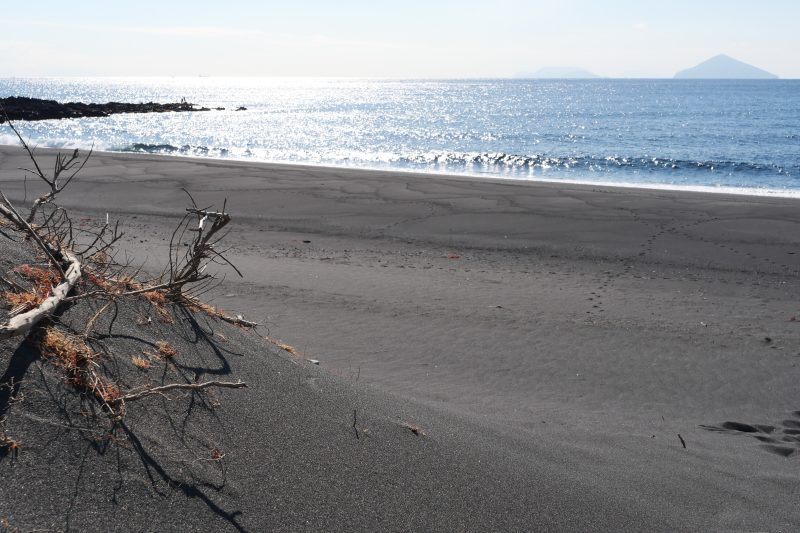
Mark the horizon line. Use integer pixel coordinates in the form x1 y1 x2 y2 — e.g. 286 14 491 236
0 75 797 80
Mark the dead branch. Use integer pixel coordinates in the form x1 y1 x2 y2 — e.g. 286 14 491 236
0 116 92 223
0 193 65 278
82 300 115 338
114 380 247 403
0 190 84 341
0 248 81 340
162 191 243 300
2 112 254 339
208 311 259 328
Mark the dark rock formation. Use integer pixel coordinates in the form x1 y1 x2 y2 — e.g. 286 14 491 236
0 96 211 123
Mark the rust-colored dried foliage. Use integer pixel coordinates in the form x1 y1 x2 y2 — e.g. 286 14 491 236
144 291 174 323
210 448 225 461
156 341 178 358
84 271 174 323
39 327 119 404
142 290 168 305
0 434 20 458
184 297 228 321
84 272 155 298
93 381 122 403
131 356 151 370
17 264 61 286
84 271 120 294
1 264 61 313
40 328 94 373
2 291 42 311
266 336 300 356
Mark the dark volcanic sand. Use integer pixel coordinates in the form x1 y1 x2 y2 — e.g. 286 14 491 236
1 146 800 530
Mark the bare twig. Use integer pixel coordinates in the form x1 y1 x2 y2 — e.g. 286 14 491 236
0 275 25 293
212 312 260 329
0 193 65 278
83 300 115 338
352 409 360 440
114 380 247 403
0 112 92 223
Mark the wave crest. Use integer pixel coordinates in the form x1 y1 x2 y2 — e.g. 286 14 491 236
393 152 793 177
120 143 230 157
1 135 793 181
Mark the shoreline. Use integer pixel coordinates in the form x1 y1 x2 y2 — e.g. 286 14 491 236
2 141 799 201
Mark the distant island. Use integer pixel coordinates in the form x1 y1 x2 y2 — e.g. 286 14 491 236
674 54 778 79
520 67 599 79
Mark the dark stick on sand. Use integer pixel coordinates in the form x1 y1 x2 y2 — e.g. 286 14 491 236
352 409 360 440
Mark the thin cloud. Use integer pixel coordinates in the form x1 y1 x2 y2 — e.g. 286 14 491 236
126 26 266 38
6 18 265 39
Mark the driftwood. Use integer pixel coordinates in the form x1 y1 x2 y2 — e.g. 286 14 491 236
114 380 247 403
0 248 80 341
166 193 242 299
0 196 82 341
211 311 259 328
0 116 253 428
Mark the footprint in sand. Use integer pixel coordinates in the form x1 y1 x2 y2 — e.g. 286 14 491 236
701 412 800 457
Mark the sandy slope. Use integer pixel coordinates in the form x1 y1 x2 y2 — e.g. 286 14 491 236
1 146 800 530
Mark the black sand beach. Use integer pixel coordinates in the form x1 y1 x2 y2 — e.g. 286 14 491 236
1 146 800 530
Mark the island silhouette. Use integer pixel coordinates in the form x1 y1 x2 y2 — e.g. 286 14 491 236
674 54 778 79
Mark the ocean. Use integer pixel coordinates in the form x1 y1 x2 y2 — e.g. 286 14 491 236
1 77 798 196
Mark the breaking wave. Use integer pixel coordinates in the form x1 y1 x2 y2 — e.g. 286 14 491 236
114 143 794 179
393 152 794 177
120 143 230 157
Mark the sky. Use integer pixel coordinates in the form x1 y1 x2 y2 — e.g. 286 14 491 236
1 0 798 78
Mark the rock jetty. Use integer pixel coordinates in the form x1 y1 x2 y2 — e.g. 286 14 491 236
0 96 210 122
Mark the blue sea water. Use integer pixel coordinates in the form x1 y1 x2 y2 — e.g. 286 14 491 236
1 77 799 195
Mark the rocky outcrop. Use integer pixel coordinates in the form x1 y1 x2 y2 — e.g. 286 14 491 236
0 96 210 122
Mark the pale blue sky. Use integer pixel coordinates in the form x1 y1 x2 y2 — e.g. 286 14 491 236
2 0 798 78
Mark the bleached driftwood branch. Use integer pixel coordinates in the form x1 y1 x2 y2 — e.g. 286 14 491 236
0 194 82 340
114 380 247 403
0 248 81 340
211 312 259 328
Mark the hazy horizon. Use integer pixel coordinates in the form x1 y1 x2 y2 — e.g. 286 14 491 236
2 0 799 79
